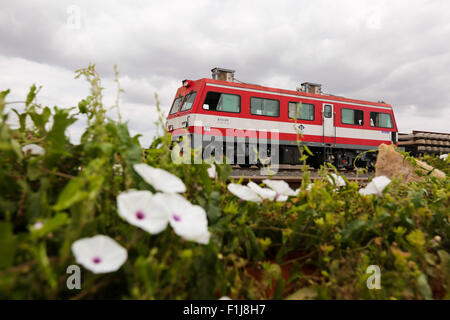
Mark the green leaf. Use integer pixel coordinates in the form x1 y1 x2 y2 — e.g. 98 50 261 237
53 177 88 211
25 84 37 107
245 226 264 261
340 219 366 241
29 106 51 132
27 158 42 181
31 213 70 239
0 222 16 269
417 274 433 300
47 107 77 155
438 250 450 290
200 166 212 195
12 108 27 132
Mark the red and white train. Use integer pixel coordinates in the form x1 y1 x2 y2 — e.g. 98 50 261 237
166 68 398 168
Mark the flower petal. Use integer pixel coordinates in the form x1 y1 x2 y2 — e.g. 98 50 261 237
133 163 186 193
22 144 45 156
153 193 210 244
71 235 127 274
359 176 391 196
247 181 277 200
117 190 169 234
327 173 346 187
262 179 297 196
207 165 217 179
227 183 262 202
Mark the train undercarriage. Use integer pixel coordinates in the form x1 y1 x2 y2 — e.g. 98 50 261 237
172 134 378 170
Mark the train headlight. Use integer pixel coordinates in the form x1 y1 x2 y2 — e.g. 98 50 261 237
182 79 193 87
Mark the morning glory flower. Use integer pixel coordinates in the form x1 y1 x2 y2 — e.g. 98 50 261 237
327 173 346 187
227 183 262 203
359 176 391 196
117 190 169 234
133 163 186 193
71 235 127 274
153 193 210 244
22 144 45 156
440 154 448 160
32 221 44 230
247 181 288 202
207 164 217 179
263 179 297 197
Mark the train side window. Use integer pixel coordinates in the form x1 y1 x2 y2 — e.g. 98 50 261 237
341 108 364 125
202 92 240 113
169 96 183 115
288 102 315 120
250 97 280 117
180 92 197 112
324 105 332 118
370 112 393 128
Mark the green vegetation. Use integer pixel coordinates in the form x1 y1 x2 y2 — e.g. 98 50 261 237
0 65 448 299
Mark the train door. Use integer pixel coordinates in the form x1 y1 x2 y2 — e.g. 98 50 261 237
322 103 335 142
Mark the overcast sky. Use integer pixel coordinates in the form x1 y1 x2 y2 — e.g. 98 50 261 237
1 0 449 146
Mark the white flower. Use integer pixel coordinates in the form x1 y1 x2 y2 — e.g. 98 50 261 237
359 176 391 196
133 163 186 193
117 190 169 234
113 164 123 174
117 190 210 244
32 221 44 230
263 179 297 197
247 181 276 200
153 193 210 244
219 296 232 300
327 173 346 187
207 164 217 179
71 235 127 274
440 154 448 160
247 181 288 201
227 183 262 203
22 144 45 156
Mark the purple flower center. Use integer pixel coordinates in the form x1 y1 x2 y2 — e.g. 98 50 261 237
275 192 280 201
172 213 181 222
135 210 146 220
92 256 102 264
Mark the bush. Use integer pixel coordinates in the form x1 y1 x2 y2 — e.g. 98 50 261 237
0 65 449 299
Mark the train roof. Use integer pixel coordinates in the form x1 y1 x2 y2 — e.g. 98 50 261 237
192 78 392 110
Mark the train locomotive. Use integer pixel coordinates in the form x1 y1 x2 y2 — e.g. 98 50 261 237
166 68 398 169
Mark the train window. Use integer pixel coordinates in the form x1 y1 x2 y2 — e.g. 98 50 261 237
180 92 197 112
169 96 183 115
324 105 332 118
202 92 240 113
370 112 393 128
288 102 315 120
250 97 280 117
341 108 364 125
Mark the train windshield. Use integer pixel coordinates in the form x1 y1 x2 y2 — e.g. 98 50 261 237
180 92 197 112
169 96 183 115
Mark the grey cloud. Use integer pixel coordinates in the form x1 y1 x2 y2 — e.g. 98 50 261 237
0 0 449 139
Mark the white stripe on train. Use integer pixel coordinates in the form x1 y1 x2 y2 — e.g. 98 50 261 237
167 113 392 142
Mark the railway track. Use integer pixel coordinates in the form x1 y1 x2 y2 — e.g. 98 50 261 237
229 164 371 188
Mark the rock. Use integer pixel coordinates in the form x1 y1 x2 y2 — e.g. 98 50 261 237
375 144 445 183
